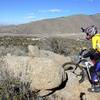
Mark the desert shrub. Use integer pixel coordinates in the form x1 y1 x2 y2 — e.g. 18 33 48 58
0 36 90 56
0 36 38 47
0 46 28 56
50 38 69 55
0 78 47 100
0 36 39 56
37 37 90 56
0 55 47 100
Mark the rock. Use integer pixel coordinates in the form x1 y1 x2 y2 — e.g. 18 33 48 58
1 45 100 99
28 45 72 65
40 50 72 65
28 57 66 90
0 45 72 96
47 71 100 100
27 46 100 99
28 45 40 57
1 50 67 96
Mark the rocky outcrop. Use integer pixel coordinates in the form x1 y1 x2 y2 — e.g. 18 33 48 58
0 45 71 96
47 71 100 100
0 45 100 99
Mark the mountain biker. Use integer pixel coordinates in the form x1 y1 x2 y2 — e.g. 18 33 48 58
81 25 100 91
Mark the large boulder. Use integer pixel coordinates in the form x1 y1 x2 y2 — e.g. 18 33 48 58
1 46 68 96
28 45 40 57
28 45 72 65
40 50 71 65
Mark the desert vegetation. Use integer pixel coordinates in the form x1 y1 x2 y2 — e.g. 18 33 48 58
0 36 90 56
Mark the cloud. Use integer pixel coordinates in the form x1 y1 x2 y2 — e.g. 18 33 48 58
38 9 62 13
24 13 36 20
25 15 35 19
24 9 70 21
48 9 62 13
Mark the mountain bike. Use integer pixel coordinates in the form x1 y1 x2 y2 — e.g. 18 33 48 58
62 49 100 92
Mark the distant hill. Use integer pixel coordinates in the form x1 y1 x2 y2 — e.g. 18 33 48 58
0 13 100 35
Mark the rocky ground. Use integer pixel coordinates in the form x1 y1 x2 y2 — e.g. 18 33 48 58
47 72 100 100
0 36 99 100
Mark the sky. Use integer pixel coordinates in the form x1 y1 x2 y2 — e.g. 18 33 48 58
0 0 100 25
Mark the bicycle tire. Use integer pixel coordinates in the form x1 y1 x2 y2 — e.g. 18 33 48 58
62 62 82 71
62 62 86 83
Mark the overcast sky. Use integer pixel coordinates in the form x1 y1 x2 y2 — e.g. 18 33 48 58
0 0 100 24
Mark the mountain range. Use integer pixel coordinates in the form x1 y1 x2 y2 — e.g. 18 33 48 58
0 13 100 35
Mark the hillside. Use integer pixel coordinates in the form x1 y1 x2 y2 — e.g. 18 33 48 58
0 13 100 35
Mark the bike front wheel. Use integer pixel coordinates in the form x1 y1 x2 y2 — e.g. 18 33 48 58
62 62 86 83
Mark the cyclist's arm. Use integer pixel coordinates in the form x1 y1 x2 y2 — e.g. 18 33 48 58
83 49 96 58
83 36 97 58
92 36 97 50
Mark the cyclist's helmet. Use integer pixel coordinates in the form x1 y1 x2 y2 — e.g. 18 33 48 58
81 25 98 40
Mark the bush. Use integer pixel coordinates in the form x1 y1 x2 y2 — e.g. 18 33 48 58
37 37 90 56
0 36 90 56
0 78 47 100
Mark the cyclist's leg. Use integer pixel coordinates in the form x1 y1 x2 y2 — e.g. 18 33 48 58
95 61 100 72
91 61 100 84
95 61 100 82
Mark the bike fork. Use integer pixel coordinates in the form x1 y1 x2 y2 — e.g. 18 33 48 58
85 62 92 82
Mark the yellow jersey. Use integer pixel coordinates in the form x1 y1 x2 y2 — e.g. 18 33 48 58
92 34 100 52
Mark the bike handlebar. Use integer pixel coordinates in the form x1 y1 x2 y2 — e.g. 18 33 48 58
73 49 89 72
